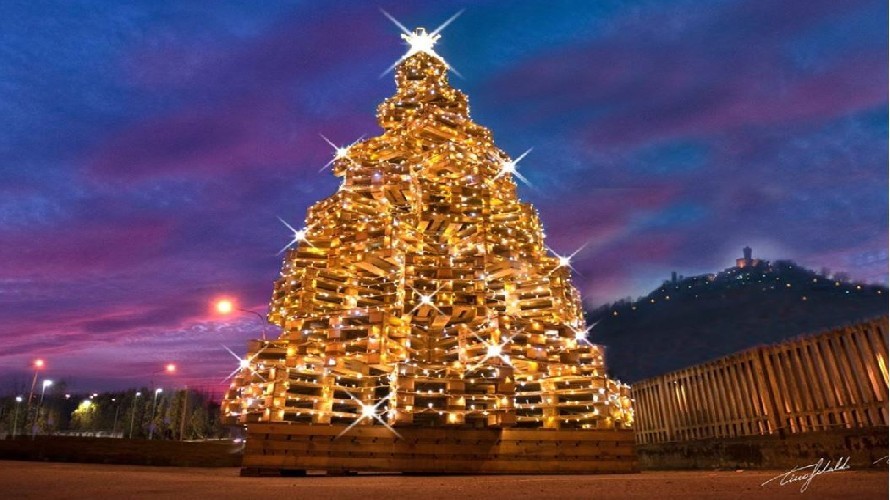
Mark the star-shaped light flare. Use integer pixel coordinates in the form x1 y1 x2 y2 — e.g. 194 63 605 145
493 148 533 187
466 339 514 373
221 344 267 383
465 318 515 372
380 9 464 77
546 242 588 274
407 283 446 315
277 217 314 254
572 319 601 347
336 390 402 439
319 134 364 172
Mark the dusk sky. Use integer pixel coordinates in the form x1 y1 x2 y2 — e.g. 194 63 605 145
1 0 887 393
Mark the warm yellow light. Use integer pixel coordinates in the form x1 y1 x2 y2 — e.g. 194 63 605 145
218 19 634 434
216 299 234 315
403 28 439 57
361 404 377 419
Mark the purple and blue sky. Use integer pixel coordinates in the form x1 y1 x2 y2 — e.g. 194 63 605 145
1 0 887 392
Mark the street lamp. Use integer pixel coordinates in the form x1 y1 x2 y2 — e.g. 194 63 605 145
148 388 163 440
149 363 176 392
39 379 53 405
111 398 122 437
26 359 45 415
32 379 54 439
12 396 22 439
215 298 268 340
179 385 189 442
128 391 142 439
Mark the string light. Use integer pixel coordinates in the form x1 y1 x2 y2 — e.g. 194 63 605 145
276 217 313 253
494 148 533 187
319 134 365 172
221 15 634 434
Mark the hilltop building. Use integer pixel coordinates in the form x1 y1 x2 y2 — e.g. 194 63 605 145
736 246 765 269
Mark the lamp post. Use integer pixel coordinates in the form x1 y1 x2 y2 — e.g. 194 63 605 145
128 392 142 439
12 396 22 439
148 388 163 440
146 363 176 440
215 299 268 340
39 379 53 405
32 379 52 439
111 398 121 437
179 385 189 442
25 359 44 430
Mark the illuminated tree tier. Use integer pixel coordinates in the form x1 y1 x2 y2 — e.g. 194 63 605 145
223 27 633 432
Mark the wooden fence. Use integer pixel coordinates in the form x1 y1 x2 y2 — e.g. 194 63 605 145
632 317 888 444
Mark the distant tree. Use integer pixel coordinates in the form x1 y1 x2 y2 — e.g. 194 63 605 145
70 399 98 431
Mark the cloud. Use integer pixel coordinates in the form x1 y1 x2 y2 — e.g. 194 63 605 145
0 0 885 390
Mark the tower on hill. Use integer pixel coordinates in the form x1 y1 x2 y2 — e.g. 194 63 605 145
736 246 764 268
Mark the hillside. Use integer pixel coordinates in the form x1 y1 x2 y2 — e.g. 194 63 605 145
586 257 888 382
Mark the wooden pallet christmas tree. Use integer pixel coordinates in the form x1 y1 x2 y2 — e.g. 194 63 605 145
223 23 636 475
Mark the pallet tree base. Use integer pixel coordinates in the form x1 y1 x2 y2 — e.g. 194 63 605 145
241 423 639 476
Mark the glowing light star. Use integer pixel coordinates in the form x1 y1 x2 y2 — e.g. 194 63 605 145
466 339 513 373
465 320 515 373
572 320 601 346
407 284 445 315
486 344 502 358
493 148 533 187
221 344 267 383
336 390 402 440
318 134 364 172
380 9 464 76
277 217 314 254
547 242 587 274
360 403 377 419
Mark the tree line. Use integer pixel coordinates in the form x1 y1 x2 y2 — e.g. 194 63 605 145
0 383 229 440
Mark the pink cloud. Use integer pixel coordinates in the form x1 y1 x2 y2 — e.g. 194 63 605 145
0 219 172 279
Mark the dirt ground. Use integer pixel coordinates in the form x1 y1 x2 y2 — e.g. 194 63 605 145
1 460 886 499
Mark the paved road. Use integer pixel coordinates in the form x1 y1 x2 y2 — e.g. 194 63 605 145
1 460 886 499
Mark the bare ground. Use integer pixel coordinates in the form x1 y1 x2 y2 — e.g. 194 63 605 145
1 460 886 499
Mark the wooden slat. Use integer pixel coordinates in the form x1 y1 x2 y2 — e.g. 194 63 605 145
631 317 889 443
241 423 638 474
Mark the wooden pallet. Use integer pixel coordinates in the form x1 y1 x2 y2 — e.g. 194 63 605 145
241 423 638 475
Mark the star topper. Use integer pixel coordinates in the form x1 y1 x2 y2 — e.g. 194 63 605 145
380 8 464 76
